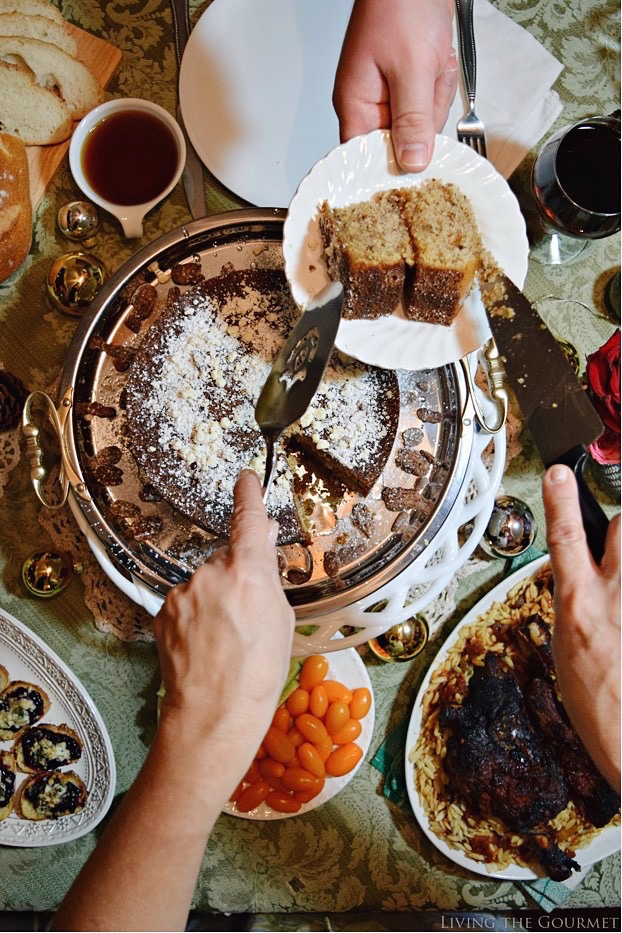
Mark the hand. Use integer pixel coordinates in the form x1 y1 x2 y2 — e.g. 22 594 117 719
333 0 457 172
154 469 295 761
543 464 621 790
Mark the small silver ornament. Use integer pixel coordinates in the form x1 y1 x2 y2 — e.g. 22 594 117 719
481 495 537 558
57 200 100 244
47 251 107 316
22 550 73 597
368 615 428 662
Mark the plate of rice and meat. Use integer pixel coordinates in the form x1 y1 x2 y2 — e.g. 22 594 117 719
405 556 620 881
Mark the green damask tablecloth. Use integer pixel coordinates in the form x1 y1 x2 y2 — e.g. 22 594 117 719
0 0 619 925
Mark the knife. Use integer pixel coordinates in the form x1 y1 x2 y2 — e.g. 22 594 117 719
255 282 344 502
479 270 610 562
170 0 207 220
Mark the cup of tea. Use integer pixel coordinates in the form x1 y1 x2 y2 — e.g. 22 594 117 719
69 98 186 238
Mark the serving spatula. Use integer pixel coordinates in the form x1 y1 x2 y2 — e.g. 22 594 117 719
255 282 344 503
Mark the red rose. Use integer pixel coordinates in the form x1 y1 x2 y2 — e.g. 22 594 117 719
585 329 621 465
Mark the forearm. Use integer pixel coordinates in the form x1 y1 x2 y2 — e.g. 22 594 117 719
53 722 248 932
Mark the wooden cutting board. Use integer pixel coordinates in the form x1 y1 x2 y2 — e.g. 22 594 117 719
25 22 123 208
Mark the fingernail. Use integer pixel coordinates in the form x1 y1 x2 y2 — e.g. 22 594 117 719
399 143 429 170
547 464 569 484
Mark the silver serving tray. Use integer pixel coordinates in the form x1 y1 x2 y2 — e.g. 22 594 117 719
53 209 479 619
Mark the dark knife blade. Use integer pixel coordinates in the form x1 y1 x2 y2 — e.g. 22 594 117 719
480 269 609 562
170 0 206 220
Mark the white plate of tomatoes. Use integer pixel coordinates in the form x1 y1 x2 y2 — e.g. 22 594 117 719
224 649 374 819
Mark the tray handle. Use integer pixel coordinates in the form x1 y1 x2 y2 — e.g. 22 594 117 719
462 338 508 434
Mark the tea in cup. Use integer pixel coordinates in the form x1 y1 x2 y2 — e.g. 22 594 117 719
69 98 186 238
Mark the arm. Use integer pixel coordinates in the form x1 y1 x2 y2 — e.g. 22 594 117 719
333 0 457 171
53 470 295 932
543 464 621 791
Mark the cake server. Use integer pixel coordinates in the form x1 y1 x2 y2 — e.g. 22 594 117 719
479 269 609 561
170 0 206 219
255 281 344 503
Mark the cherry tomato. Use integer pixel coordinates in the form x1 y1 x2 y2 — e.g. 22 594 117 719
324 700 350 736
325 742 363 777
331 718 362 745
286 726 304 748
286 688 309 717
235 780 270 812
254 744 266 760
265 791 302 814
295 712 329 745
229 779 244 803
272 705 291 732
259 758 286 781
263 727 296 764
244 760 262 784
309 684 328 719
298 742 326 778
294 777 325 803
350 687 372 720
323 680 353 704
282 767 318 794
314 734 334 762
299 655 329 691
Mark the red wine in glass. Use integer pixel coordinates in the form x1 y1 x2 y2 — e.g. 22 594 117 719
530 113 621 263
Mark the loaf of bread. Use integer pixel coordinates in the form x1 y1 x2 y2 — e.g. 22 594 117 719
15 769 88 821
13 722 83 773
0 131 32 283
0 11 78 55
0 0 65 23
318 192 413 320
0 35 103 119
0 750 16 821
0 60 73 144
0 680 51 741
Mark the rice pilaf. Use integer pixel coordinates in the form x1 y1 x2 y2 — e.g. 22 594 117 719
409 562 620 875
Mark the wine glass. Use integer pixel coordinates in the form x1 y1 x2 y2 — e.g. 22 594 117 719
529 112 621 265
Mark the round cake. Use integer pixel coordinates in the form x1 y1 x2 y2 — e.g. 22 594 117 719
125 268 399 545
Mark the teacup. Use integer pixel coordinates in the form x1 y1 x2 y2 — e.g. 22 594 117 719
69 98 186 238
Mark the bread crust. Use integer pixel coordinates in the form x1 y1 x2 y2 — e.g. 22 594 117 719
0 130 32 282
0 11 78 56
15 769 87 821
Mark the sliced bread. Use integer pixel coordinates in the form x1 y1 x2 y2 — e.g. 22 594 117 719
13 722 83 773
0 11 78 56
0 35 104 119
0 60 73 144
15 769 88 821
0 130 32 282
0 0 65 25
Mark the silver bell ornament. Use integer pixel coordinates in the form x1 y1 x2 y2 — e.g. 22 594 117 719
57 200 100 244
47 251 107 317
481 495 537 558
22 550 73 597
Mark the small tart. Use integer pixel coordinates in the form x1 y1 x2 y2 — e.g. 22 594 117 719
0 680 51 741
15 770 88 821
13 722 83 773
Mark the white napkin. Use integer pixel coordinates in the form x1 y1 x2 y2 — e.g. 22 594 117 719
444 0 564 178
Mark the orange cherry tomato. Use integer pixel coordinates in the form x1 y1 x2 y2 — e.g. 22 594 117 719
331 718 362 745
229 779 244 803
244 760 262 784
298 742 326 778
309 684 328 719
263 727 296 764
314 734 334 762
294 777 325 803
286 726 304 748
350 687 372 720
299 655 329 691
295 713 329 745
259 758 286 781
272 705 291 732
281 767 318 794
325 742 363 777
235 780 270 812
323 680 353 704
254 744 266 760
265 791 302 813
324 700 350 736
286 688 310 717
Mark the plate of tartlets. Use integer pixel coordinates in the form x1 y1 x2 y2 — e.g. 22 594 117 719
283 130 529 371
0 607 115 845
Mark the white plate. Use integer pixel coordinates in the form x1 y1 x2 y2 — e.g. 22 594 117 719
404 556 620 881
179 0 353 207
283 130 529 371
224 645 374 820
0 608 116 846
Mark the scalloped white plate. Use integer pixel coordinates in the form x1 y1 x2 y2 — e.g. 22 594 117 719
0 608 116 846
224 644 374 819
283 130 529 371
404 556 620 880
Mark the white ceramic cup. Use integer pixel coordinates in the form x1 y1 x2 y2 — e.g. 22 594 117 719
69 98 186 238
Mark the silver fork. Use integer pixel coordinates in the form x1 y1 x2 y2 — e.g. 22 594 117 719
455 0 487 158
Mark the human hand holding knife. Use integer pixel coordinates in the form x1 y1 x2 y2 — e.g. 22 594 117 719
170 0 206 220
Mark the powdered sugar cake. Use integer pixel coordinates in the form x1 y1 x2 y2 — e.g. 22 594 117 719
125 268 399 545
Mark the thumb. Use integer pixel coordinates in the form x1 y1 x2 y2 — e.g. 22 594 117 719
229 469 279 556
